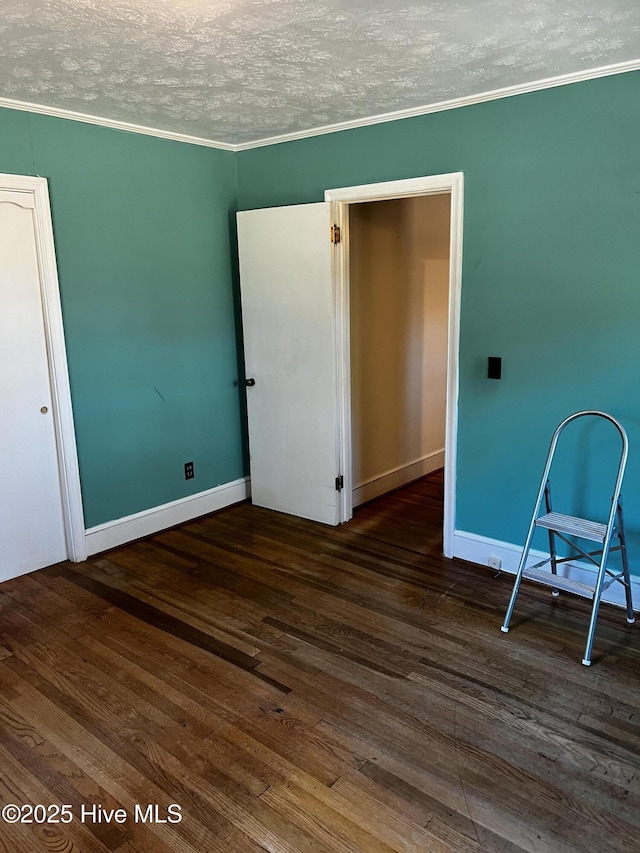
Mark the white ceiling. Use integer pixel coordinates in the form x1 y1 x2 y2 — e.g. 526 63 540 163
1 0 639 146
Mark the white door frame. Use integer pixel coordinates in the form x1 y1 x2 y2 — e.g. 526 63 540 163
325 173 464 557
1 173 87 562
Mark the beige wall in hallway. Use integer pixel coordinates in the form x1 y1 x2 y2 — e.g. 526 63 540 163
350 193 450 505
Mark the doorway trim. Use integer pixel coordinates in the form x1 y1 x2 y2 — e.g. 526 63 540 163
1 173 87 562
325 173 464 557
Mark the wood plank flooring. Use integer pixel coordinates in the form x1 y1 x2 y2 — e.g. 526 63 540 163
1 471 640 852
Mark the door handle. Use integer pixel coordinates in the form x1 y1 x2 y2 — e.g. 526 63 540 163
245 378 256 387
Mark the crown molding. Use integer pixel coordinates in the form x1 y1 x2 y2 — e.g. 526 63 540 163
0 95 236 151
0 58 638 153
234 58 640 151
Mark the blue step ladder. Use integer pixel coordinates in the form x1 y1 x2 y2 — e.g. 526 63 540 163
500 411 635 666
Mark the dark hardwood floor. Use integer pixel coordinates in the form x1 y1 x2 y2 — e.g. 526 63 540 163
1 470 640 852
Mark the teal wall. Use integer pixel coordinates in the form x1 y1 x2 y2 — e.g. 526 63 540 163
237 71 640 568
0 107 245 527
3 71 639 568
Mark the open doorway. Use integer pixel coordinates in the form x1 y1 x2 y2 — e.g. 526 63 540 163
349 194 451 514
326 173 463 557
235 173 462 546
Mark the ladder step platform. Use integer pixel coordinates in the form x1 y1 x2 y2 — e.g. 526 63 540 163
522 567 595 599
535 512 607 542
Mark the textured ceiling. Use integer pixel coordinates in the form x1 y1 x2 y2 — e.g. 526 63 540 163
1 0 639 145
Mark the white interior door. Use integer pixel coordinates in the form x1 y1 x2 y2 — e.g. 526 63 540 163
237 202 341 526
0 193 67 576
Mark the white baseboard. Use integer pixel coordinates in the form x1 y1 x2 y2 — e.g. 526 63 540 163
352 449 445 508
453 529 640 611
85 477 250 556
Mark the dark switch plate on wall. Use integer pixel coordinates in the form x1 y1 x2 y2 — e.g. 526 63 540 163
488 357 502 380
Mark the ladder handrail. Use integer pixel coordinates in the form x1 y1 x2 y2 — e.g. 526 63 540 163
544 411 628 531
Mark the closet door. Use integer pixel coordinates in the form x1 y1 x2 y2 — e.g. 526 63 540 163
0 192 67 576
237 202 341 526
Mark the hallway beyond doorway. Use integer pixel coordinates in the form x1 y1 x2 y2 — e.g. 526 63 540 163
348 469 444 559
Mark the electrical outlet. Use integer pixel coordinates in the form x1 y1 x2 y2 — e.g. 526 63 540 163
184 461 194 480
488 555 502 570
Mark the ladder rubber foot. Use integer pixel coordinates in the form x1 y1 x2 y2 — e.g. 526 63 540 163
551 589 560 597
582 658 592 666
500 626 509 633
627 617 635 624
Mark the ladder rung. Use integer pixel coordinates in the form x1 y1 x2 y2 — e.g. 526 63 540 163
535 512 607 542
522 567 595 598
